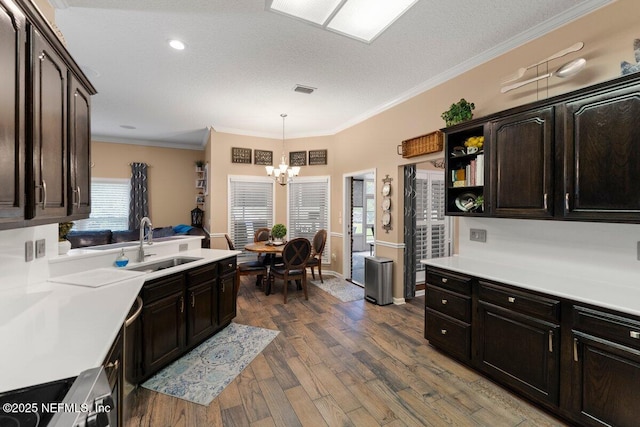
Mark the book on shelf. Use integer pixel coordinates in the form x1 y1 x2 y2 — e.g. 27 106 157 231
450 153 484 187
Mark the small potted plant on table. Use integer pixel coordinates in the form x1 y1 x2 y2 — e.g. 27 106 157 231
271 224 287 243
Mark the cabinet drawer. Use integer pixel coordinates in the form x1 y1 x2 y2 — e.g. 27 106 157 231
142 273 184 304
573 305 640 350
478 281 559 322
425 309 470 361
426 268 471 295
426 286 470 322
219 257 237 276
186 262 217 287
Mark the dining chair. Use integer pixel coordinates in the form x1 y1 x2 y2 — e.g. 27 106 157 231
225 234 267 298
270 238 311 303
306 229 327 283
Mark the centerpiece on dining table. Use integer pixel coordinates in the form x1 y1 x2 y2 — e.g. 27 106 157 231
270 223 287 244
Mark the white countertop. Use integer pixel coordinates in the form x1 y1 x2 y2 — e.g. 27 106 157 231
422 256 640 318
0 247 239 393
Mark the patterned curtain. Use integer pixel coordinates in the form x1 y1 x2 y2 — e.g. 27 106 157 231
403 164 417 299
129 162 149 229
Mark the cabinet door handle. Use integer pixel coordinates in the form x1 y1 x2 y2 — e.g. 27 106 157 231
38 52 46 61
508 296 516 303
441 299 448 305
565 193 570 211
548 330 554 352
228 263 233 269
543 193 548 210
631 331 640 339
105 359 119 373
76 186 81 208
191 292 195 308
573 338 579 362
222 281 226 293
180 296 184 313
440 329 447 335
36 180 47 209
441 278 448 283
125 296 143 327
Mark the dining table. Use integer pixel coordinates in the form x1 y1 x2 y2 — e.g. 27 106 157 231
244 241 285 295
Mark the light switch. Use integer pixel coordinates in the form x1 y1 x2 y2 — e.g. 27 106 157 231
25 241 34 262
470 228 487 242
35 239 46 258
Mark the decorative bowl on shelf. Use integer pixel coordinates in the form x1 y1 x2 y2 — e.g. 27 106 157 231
455 193 478 212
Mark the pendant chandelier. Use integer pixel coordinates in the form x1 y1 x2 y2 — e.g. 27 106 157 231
266 113 300 186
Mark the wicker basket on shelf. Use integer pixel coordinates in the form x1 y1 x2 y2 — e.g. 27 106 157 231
397 130 444 158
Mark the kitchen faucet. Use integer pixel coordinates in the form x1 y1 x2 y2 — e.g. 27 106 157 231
138 217 153 262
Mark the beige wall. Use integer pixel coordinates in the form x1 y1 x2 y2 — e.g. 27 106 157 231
204 0 640 299
91 141 205 227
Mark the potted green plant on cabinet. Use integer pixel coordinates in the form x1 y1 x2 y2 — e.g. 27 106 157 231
441 98 475 127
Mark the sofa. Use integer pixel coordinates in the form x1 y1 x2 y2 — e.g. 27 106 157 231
66 225 210 249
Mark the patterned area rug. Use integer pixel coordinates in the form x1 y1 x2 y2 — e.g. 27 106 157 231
141 322 279 405
310 276 364 302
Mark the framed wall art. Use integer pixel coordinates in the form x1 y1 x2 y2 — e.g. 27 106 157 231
309 149 327 165
254 149 273 165
289 151 307 167
231 147 252 164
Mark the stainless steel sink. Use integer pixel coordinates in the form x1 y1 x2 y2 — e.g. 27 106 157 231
128 257 202 273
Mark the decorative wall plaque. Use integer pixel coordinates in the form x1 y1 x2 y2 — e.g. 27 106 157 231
289 151 307 167
254 149 273 165
309 149 328 165
231 147 252 164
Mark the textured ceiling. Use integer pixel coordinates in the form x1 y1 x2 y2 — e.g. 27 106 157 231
53 0 611 148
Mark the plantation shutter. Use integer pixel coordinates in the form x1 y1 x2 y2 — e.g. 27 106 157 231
228 176 274 254
416 170 451 277
74 178 130 231
288 177 330 263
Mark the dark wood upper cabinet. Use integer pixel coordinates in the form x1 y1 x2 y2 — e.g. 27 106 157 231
0 0 95 229
491 107 554 218
561 83 640 222
27 26 67 220
0 0 25 225
68 75 91 216
444 72 640 224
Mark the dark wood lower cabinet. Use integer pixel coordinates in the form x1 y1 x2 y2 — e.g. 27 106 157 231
477 301 560 406
219 271 237 326
142 288 186 375
569 332 640 427
103 326 124 427
187 278 218 347
132 258 238 382
425 266 640 427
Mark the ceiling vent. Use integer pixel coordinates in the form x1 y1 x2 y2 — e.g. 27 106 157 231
293 84 316 94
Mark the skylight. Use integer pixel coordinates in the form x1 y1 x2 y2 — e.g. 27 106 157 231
267 0 419 43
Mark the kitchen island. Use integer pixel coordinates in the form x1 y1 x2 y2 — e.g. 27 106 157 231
1 236 238 394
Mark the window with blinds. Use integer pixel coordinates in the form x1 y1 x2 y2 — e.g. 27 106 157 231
228 176 274 254
74 178 130 231
287 177 330 263
416 170 451 281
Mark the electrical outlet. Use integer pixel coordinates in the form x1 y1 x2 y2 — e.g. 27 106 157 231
35 239 46 258
637 241 640 261
470 228 487 242
25 241 34 262
179 244 188 252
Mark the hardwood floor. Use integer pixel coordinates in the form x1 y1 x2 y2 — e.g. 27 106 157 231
125 276 568 426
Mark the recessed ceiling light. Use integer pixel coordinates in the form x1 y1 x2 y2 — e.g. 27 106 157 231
267 0 418 43
168 39 186 50
120 125 136 130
